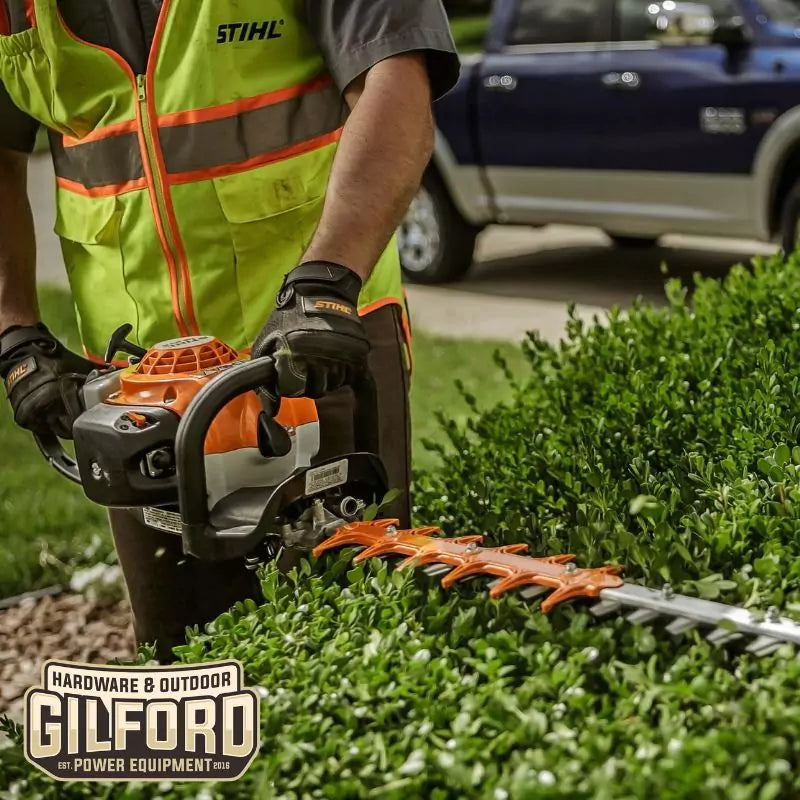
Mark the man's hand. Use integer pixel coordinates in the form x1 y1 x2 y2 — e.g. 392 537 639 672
253 55 434 399
251 262 370 399
0 324 97 439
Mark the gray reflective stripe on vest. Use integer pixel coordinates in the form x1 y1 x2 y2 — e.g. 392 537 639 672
49 131 145 189
159 80 346 176
5 0 31 32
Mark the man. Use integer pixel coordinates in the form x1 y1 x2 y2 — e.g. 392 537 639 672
0 1 460 659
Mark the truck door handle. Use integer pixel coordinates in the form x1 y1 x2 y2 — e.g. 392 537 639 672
601 71 642 90
483 74 518 92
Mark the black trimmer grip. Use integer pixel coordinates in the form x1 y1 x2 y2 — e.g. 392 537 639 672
34 432 82 484
175 358 277 553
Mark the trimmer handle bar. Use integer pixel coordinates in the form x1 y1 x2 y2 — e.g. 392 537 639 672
175 357 382 559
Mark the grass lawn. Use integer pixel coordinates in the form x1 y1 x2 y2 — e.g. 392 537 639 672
0 285 527 598
0 287 109 600
410 330 527 471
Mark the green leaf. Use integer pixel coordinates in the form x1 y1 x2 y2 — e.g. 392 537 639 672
774 444 791 467
629 495 654 515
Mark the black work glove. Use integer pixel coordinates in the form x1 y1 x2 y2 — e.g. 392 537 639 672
252 262 370 399
0 323 97 439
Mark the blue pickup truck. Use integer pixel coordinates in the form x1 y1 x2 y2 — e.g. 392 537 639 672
398 0 800 282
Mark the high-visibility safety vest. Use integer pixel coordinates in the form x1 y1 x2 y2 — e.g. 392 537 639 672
0 0 405 359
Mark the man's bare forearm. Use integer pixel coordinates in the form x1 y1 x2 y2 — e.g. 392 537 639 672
303 53 435 281
0 147 37 332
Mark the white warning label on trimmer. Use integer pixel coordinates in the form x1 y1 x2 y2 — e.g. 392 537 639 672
305 459 348 496
143 507 183 534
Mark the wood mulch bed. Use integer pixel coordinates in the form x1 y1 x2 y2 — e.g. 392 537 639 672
0 591 135 721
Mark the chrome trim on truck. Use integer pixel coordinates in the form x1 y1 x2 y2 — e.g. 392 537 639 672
485 167 755 238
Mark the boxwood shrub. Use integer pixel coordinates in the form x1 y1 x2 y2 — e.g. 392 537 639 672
4 254 800 799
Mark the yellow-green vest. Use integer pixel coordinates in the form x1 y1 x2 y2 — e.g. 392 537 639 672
0 0 404 359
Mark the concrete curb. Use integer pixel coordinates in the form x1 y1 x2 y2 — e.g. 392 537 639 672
405 284 606 344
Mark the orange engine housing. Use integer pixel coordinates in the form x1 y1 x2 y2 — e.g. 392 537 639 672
105 336 317 455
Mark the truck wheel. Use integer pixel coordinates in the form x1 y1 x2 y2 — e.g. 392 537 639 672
780 178 800 259
608 234 659 248
398 170 480 284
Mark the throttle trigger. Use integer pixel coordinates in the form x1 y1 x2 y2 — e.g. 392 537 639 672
257 413 292 458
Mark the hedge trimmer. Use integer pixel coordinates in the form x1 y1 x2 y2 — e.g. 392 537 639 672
313 520 800 656
37 327 800 655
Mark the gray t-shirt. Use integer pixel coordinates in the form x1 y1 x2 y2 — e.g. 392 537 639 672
304 0 459 99
0 0 459 152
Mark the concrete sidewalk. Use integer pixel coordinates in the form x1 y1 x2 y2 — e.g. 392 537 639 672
405 284 604 343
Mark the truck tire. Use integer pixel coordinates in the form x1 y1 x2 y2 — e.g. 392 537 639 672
398 170 480 284
780 177 800 259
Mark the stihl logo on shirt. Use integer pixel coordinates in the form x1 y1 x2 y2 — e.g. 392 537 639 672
216 20 284 44
6 357 36 393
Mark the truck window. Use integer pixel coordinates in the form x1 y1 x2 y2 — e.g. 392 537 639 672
510 0 608 45
615 0 737 43
757 0 800 25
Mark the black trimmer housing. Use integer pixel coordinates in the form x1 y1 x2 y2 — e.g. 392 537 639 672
35 331 389 562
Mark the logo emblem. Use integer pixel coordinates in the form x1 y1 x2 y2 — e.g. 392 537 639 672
217 20 284 44
5 356 35 393
314 300 353 316
700 107 746 135
25 660 259 782
154 336 216 350
302 298 355 318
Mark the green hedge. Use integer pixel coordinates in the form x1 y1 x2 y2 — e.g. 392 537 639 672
5 254 800 798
